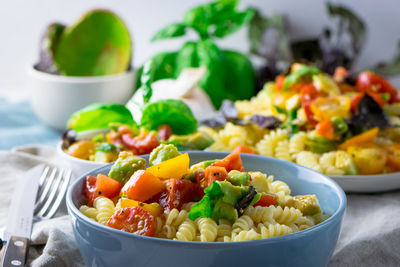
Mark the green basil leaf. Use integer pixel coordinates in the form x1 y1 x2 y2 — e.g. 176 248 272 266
139 60 154 105
67 103 136 132
152 23 187 41
183 0 240 39
374 42 400 77
140 99 197 135
212 8 254 38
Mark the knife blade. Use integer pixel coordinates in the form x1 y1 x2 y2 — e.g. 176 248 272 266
1 164 44 267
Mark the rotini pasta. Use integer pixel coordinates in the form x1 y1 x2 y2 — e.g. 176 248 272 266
93 197 115 225
79 205 98 220
196 218 218 242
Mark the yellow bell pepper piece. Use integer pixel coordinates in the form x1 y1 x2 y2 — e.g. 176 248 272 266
117 198 163 217
146 153 190 179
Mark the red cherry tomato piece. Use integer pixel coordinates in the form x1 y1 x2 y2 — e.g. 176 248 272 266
157 125 173 141
84 175 97 202
212 151 244 172
356 72 399 103
157 179 196 210
107 207 155 236
233 145 258 154
300 83 324 125
254 194 278 207
122 132 160 155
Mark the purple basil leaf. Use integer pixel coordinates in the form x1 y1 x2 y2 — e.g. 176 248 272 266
220 100 238 120
201 113 227 128
350 94 390 129
61 129 77 149
249 115 282 129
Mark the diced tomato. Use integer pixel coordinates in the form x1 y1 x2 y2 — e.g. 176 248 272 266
356 72 399 104
157 179 196 210
84 174 123 202
351 92 384 113
194 170 207 199
212 151 244 172
315 120 335 140
233 145 258 154
333 66 349 83
121 132 160 155
118 125 133 135
300 83 324 125
254 194 278 207
121 170 165 202
275 75 285 91
205 166 228 187
157 125 173 141
84 175 97 202
107 207 155 236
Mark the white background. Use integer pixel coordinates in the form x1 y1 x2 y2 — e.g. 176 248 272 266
1 0 400 96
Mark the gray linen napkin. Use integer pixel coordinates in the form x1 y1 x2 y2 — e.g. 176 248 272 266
1 149 400 267
0 149 85 266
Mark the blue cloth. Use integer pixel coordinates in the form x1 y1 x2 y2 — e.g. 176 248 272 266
0 98 61 149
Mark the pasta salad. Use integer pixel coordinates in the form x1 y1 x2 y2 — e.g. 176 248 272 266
79 145 327 242
201 64 400 175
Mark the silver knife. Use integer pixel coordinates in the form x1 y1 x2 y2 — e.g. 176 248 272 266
1 164 44 267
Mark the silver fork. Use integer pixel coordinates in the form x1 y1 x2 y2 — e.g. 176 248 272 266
1 165 72 266
34 166 72 220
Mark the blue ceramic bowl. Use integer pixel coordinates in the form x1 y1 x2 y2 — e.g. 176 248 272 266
66 152 346 267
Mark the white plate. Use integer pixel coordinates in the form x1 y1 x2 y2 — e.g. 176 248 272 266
330 172 400 193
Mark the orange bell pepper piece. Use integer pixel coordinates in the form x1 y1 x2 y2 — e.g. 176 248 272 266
338 127 379 150
315 120 335 140
121 170 165 202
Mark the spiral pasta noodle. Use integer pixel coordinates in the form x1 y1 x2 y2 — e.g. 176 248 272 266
275 140 292 162
217 219 232 237
79 205 98 220
232 215 254 234
93 197 115 225
165 209 188 227
295 151 322 173
244 206 275 224
196 218 218 242
176 219 197 241
289 132 307 158
232 229 261 241
256 129 288 157
273 206 302 225
258 223 293 238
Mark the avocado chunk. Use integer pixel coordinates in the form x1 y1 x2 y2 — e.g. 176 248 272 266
190 160 218 171
212 198 238 223
286 195 322 216
149 144 181 166
93 150 118 163
217 181 248 206
228 170 250 186
108 151 146 184
187 132 214 150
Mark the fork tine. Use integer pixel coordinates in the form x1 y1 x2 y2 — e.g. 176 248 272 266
36 169 64 218
42 169 72 219
34 167 57 213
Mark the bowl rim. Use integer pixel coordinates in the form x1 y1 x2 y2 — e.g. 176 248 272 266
66 151 347 246
27 63 135 83
57 128 112 166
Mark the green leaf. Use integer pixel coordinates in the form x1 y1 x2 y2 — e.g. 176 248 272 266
183 0 252 39
67 103 136 132
248 9 292 62
283 66 320 91
140 99 198 135
152 23 187 41
374 42 400 77
212 8 254 38
55 9 131 76
139 60 154 105
326 3 366 55
96 142 117 152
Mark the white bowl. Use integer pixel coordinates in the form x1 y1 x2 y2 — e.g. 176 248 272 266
27 65 135 130
57 129 110 177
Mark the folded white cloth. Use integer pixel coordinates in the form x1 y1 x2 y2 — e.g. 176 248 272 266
0 148 399 267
